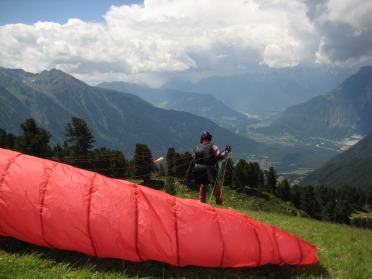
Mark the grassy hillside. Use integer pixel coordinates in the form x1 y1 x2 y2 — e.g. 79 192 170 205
0 183 371 279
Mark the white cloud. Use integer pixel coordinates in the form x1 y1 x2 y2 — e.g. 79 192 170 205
326 0 372 30
0 0 371 85
311 0 372 67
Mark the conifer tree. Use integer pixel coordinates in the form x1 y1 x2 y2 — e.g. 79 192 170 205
0 128 16 149
64 117 95 158
320 200 336 222
53 144 64 162
16 118 52 158
300 185 321 219
333 201 352 224
133 143 154 182
158 164 165 177
233 159 250 188
264 166 277 193
277 178 291 201
367 191 372 210
173 151 193 178
166 147 176 177
357 188 366 208
291 184 302 208
316 186 336 208
93 147 127 178
247 162 262 189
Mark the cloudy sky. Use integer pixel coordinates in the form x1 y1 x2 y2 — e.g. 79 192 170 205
1 0 371 86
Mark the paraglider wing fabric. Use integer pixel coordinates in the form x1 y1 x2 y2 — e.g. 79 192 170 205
0 148 318 267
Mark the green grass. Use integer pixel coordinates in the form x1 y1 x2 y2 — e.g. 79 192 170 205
0 182 371 279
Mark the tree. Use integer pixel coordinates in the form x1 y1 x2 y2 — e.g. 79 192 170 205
233 159 250 188
173 151 193 179
367 191 372 210
93 147 127 178
320 200 336 222
333 201 352 224
264 166 277 193
291 184 302 208
16 118 52 158
247 162 262 189
338 186 365 209
166 147 176 177
357 188 366 208
158 164 165 177
277 178 291 201
300 185 321 219
133 143 154 182
53 144 65 162
316 186 336 208
64 117 95 158
0 128 16 149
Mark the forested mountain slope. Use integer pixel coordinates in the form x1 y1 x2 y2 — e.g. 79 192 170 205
262 66 372 140
301 133 372 190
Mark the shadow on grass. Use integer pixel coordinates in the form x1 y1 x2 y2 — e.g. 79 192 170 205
0 236 329 279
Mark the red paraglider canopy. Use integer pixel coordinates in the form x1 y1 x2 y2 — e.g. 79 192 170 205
0 148 317 267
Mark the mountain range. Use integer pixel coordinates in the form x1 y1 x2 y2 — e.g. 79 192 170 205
2 66 370 174
0 67 259 160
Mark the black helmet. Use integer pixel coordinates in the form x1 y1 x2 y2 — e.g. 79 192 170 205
200 131 212 143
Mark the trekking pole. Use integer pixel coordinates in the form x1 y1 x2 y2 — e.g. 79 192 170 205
220 151 230 191
216 149 232 204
